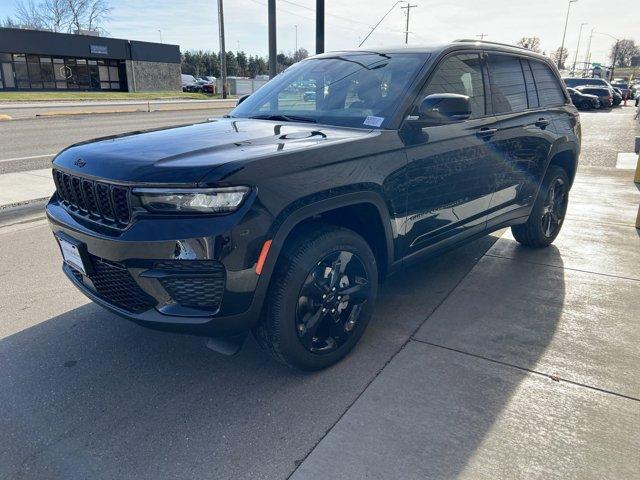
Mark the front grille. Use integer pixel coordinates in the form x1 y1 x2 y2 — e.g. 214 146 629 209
70 256 156 314
156 260 226 311
53 170 131 228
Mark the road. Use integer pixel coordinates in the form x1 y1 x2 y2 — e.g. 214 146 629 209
0 108 230 174
1 106 639 480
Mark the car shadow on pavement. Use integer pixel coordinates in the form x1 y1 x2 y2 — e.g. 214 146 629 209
337 242 572 480
0 234 569 480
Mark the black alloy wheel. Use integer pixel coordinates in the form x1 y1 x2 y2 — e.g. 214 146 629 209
541 177 567 238
254 224 378 370
295 250 370 354
511 165 570 248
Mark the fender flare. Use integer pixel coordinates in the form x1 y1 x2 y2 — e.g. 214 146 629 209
250 191 397 313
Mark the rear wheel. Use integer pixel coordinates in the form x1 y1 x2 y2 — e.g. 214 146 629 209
512 165 569 248
253 224 378 370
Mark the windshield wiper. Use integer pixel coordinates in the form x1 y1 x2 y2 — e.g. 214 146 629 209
248 114 317 123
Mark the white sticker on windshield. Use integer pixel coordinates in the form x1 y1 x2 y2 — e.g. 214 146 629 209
363 116 384 127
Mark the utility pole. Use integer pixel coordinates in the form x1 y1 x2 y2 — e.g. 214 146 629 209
571 22 587 74
295 25 298 56
217 0 227 98
476 33 488 41
157 29 162 44
268 0 277 78
609 40 619 81
558 0 578 70
316 0 325 54
583 27 594 76
400 3 417 45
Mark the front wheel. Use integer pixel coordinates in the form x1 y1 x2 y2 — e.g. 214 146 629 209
512 165 569 248
253 224 378 370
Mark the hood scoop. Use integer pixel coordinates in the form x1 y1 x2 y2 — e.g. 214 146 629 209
279 131 326 140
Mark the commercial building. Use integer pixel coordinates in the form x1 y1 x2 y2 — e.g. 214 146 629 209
0 28 181 92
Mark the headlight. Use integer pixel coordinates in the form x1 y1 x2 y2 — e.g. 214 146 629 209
133 187 250 214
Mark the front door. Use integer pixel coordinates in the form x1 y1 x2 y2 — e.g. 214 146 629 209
401 52 498 257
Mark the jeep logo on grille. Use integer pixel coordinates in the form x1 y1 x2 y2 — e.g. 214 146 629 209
74 158 86 168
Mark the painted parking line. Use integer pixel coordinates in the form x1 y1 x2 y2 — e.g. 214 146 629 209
0 153 55 164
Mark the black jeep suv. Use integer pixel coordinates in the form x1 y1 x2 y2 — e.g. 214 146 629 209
47 41 580 370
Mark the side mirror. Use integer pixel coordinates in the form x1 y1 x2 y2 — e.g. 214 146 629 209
413 93 472 125
236 94 250 106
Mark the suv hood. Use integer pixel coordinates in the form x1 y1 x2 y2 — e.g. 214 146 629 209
53 118 374 185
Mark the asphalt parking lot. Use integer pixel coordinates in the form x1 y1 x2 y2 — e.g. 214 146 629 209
1 105 639 479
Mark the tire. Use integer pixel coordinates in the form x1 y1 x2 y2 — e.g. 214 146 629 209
511 165 570 248
253 223 378 371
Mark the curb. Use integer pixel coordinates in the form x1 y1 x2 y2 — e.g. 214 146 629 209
0 197 49 219
31 103 229 118
36 108 139 117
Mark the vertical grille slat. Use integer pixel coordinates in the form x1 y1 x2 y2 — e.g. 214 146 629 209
96 183 116 221
111 187 130 224
52 169 131 229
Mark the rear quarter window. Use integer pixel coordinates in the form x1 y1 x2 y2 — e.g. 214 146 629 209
532 61 566 107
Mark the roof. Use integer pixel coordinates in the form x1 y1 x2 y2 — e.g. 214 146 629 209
311 40 550 62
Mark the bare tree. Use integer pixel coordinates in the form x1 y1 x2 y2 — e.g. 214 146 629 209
551 46 569 69
516 36 542 53
15 0 46 29
41 0 70 32
609 39 640 68
84 0 111 31
6 0 110 33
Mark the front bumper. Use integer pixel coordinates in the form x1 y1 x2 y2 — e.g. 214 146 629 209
46 197 267 336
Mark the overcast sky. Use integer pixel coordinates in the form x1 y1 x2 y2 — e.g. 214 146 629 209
2 0 637 66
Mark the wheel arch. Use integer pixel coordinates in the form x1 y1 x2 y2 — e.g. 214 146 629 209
265 192 396 280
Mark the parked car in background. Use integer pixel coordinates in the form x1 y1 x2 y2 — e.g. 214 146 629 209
575 85 613 108
611 88 623 106
567 87 600 110
563 77 611 89
611 81 632 99
47 41 580 370
181 74 198 92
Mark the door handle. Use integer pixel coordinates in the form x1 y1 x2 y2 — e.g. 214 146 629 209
476 127 498 140
535 118 550 129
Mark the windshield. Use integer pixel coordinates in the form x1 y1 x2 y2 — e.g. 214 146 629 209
230 53 429 129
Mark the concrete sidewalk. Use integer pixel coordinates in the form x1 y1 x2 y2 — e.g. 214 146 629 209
292 167 640 479
0 168 53 209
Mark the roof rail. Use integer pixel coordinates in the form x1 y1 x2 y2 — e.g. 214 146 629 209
453 39 531 51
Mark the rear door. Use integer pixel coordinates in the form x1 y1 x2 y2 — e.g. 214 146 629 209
485 53 558 224
402 52 499 256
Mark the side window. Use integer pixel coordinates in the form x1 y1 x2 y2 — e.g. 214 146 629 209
521 59 539 108
487 54 527 114
530 60 566 107
423 53 485 118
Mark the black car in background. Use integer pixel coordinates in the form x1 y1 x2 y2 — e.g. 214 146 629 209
611 88 623 106
47 41 580 370
611 82 632 99
575 86 613 108
567 87 600 110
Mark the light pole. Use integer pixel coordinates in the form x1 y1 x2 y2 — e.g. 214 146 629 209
571 22 587 74
593 32 620 81
558 0 578 70
157 29 162 44
294 24 298 56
